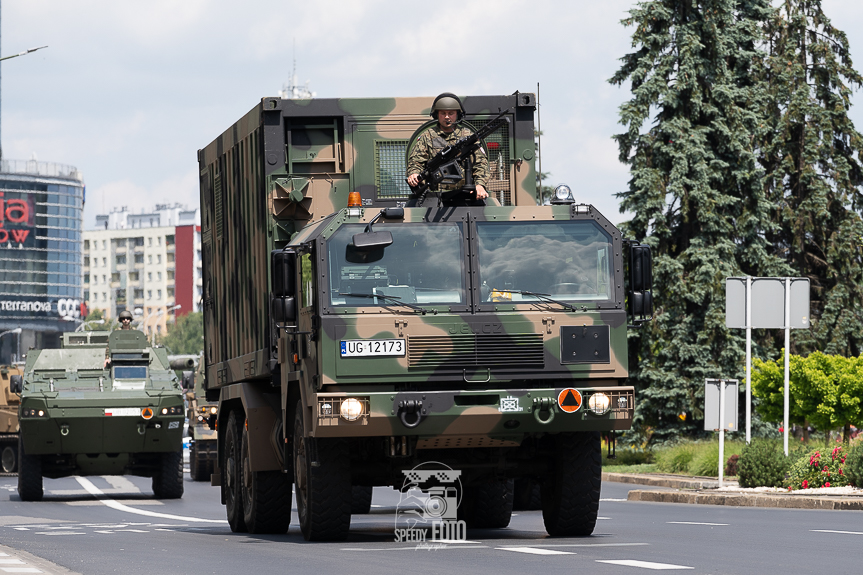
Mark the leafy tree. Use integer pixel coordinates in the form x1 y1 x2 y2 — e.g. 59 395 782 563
610 0 788 441
759 0 863 358
158 312 203 355
752 351 863 441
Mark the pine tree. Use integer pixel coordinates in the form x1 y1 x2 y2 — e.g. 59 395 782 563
760 0 863 358
610 0 787 441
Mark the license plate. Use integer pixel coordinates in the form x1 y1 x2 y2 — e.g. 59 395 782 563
341 339 405 357
104 407 142 417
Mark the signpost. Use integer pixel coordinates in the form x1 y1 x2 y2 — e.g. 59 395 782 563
726 277 810 454
704 379 738 487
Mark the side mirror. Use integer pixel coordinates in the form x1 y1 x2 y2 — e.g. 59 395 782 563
352 231 393 250
271 295 297 325
9 374 22 394
629 243 653 320
271 249 297 297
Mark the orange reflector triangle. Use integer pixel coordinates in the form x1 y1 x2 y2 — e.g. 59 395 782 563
557 388 582 413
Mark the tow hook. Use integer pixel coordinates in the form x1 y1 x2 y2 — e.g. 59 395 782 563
532 397 556 425
397 399 424 429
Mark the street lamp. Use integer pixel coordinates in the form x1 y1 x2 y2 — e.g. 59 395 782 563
0 327 22 363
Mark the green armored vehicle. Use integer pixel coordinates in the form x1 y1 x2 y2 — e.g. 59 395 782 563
14 330 185 501
1 364 23 473
199 92 652 540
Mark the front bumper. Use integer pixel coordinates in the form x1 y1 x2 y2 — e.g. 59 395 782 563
311 386 634 444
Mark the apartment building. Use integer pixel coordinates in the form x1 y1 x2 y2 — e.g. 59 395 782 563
83 204 201 339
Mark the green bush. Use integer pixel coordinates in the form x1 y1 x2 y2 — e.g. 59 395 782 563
655 443 696 474
603 447 654 466
687 441 746 476
725 454 739 477
845 438 863 488
786 445 850 490
737 440 788 488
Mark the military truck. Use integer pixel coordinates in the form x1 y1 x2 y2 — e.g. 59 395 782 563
1 364 23 473
182 352 218 481
198 92 652 540
14 330 186 501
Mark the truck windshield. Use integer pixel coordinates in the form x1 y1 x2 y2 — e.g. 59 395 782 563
328 223 466 307
475 221 614 303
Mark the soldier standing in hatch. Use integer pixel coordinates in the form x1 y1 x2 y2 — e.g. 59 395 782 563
407 92 490 203
118 310 133 330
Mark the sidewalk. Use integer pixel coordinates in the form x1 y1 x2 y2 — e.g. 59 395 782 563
603 472 863 511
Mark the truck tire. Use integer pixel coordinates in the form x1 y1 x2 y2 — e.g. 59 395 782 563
541 431 601 537
17 436 42 502
189 443 207 482
2 443 17 473
294 400 352 541
513 479 541 511
351 486 373 515
152 451 184 499
240 424 292 534
462 479 514 528
224 411 247 532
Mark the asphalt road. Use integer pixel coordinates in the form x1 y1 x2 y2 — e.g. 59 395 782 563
1 468 861 575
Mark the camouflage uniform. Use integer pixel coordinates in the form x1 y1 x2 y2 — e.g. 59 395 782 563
406 124 489 192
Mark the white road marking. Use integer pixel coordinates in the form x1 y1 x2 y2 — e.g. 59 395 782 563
66 500 164 506
498 547 574 555
1 569 42 573
811 529 863 535
34 532 86 536
102 476 141 492
0 561 25 565
598 517 611 520
667 521 728 526
597 559 693 570
499 543 649 549
74 477 226 523
12 529 28 531
601 498 627 502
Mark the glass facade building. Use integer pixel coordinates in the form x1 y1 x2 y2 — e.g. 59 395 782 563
0 160 85 363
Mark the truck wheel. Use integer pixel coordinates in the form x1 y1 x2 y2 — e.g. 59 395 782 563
224 411 247 532
240 424 292 533
541 431 601 537
152 451 184 499
351 486 373 515
190 443 207 482
293 400 351 541
513 479 541 510
462 479 514 528
17 436 42 502
2 443 17 473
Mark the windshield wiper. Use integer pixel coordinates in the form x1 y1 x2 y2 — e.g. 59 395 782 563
339 292 437 315
490 289 578 312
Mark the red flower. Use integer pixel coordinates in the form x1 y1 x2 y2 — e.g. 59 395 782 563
779 427 784 432
802 480 809 489
824 482 830 488
824 466 829 473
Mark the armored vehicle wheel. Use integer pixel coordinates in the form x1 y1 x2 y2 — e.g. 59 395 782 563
351 486 373 515
294 400 352 541
462 479 514 528
513 478 541 510
2 443 17 473
240 424 292 533
224 411 247 532
541 431 601 537
17 436 42 502
152 450 184 499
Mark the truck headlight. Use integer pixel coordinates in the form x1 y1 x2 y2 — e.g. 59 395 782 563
339 398 363 421
588 393 610 415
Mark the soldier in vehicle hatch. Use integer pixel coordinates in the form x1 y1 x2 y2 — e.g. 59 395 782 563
407 92 490 203
118 310 133 330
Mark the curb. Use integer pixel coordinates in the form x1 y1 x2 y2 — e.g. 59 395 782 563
602 472 731 490
626 489 863 511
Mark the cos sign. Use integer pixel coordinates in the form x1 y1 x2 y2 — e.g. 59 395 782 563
58 299 86 321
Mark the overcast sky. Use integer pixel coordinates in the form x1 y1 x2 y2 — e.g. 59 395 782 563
2 0 862 230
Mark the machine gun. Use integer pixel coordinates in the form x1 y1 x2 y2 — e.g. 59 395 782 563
408 107 510 206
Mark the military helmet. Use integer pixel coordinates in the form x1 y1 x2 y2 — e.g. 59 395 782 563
118 310 133 321
431 92 464 120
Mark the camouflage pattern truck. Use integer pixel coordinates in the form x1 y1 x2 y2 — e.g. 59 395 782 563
15 330 186 501
198 93 652 540
1 364 23 473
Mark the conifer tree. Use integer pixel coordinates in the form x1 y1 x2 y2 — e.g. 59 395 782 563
610 0 787 440
759 0 863 358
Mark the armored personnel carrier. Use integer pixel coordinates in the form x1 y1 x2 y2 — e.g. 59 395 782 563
15 330 185 501
1 364 23 473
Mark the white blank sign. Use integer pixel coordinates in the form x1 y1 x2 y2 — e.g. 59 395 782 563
725 277 810 329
